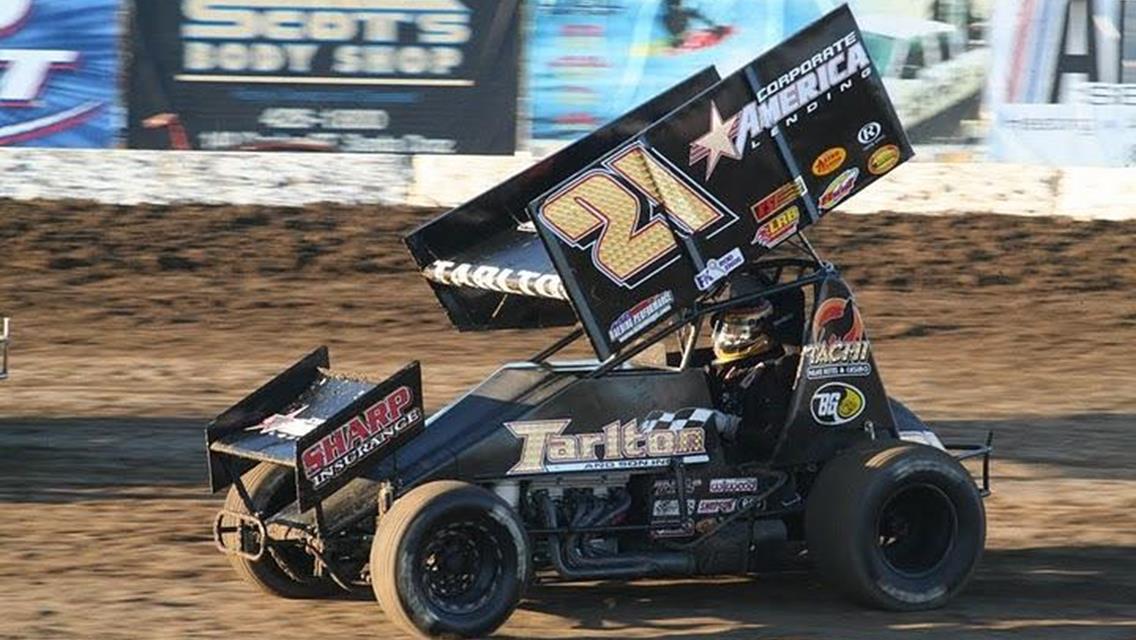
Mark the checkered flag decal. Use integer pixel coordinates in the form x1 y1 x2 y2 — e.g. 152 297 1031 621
640 407 716 432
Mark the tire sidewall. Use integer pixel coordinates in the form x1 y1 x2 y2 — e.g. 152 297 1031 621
848 447 985 609
392 486 531 637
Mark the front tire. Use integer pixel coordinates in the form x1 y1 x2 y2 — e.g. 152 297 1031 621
371 481 531 639
806 442 985 610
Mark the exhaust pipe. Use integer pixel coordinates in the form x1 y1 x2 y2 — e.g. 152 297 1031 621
540 494 694 580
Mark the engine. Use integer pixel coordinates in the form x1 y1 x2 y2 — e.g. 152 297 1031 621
526 470 790 579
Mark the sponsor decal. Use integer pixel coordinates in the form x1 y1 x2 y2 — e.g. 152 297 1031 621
697 498 738 515
754 205 800 248
709 477 760 494
689 31 875 179
868 144 900 175
857 121 883 147
812 297 865 343
811 382 866 426
750 176 807 223
694 247 744 291
818 168 859 210
653 499 697 518
653 496 748 518
609 290 674 342
252 406 323 440
812 147 847 176
653 478 703 496
803 340 872 380
301 386 423 488
506 407 713 475
428 260 567 300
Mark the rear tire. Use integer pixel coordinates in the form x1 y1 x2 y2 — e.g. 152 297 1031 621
371 481 531 639
806 442 985 610
222 463 336 599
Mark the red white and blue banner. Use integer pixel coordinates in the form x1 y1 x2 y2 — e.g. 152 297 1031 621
0 0 121 148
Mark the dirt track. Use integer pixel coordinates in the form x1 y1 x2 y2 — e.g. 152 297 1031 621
1 200 1135 638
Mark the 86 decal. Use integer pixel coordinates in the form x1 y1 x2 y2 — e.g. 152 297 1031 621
538 142 736 289
810 382 865 426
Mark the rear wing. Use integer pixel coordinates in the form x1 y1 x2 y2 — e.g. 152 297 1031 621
206 347 424 511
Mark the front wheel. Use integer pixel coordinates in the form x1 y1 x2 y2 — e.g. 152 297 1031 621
371 481 531 639
806 442 985 610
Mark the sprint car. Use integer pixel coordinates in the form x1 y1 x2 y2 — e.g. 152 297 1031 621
206 8 991 638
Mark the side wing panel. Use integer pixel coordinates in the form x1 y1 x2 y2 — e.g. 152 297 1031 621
403 68 722 331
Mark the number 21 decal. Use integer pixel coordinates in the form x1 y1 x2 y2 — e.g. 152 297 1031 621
538 143 735 289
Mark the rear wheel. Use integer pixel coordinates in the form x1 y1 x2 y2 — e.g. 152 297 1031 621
222 463 336 598
806 442 985 610
371 481 531 639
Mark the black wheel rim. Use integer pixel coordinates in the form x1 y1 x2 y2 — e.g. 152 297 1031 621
876 483 957 578
417 518 506 616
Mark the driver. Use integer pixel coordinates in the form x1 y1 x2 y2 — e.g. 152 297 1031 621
709 277 795 456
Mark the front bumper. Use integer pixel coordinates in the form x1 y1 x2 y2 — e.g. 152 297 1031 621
944 431 994 497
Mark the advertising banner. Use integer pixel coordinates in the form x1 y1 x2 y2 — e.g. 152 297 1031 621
528 0 988 144
0 0 121 148
987 0 1136 166
129 0 519 154
528 0 835 141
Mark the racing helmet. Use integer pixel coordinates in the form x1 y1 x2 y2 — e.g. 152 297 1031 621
711 297 775 364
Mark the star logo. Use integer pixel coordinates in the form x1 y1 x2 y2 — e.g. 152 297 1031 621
688 101 741 181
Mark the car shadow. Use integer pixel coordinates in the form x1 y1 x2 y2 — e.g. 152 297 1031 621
509 545 1136 640
0 413 1132 499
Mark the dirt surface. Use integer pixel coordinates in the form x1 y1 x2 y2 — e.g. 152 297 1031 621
1 199 1135 638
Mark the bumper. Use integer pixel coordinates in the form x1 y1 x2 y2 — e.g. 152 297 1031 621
944 431 994 497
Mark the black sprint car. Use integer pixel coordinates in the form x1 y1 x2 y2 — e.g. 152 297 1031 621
205 8 991 638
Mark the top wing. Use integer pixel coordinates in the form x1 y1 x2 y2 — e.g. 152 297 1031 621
403 68 722 331
528 6 912 358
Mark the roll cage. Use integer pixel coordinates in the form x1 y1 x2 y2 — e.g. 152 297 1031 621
530 235 831 378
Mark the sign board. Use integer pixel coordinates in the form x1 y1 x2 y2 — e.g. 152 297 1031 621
129 0 520 154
